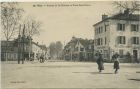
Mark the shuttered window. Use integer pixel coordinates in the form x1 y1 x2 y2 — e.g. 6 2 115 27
117 36 126 44
117 23 125 31
131 37 139 44
131 24 139 32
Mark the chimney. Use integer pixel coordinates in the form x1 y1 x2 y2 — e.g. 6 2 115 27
124 8 130 15
102 14 108 20
72 36 76 41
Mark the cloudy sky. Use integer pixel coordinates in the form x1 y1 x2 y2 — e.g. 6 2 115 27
19 1 115 46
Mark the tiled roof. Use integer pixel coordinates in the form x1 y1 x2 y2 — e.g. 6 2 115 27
94 13 140 26
110 13 140 21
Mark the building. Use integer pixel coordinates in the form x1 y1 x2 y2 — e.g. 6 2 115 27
1 41 18 61
63 36 94 61
1 36 49 61
93 9 140 62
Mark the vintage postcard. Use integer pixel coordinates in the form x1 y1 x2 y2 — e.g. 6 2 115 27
1 0 140 89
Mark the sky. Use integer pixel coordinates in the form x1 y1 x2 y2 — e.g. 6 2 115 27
18 1 115 46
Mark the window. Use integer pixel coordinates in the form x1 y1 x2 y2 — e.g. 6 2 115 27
131 24 139 32
105 37 107 45
97 38 100 45
117 23 125 31
96 38 103 46
99 27 100 33
89 45 92 49
75 47 78 51
105 25 109 32
117 36 126 44
80 47 84 51
95 39 97 46
132 37 139 44
100 38 103 45
101 26 103 33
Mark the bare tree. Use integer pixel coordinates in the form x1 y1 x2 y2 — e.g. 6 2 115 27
20 16 42 60
23 16 42 37
1 2 24 61
1 2 24 41
113 1 140 14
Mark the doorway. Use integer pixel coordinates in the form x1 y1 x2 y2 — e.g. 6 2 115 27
133 50 138 63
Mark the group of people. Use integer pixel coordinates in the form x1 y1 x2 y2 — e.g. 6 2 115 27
95 52 120 74
37 54 45 63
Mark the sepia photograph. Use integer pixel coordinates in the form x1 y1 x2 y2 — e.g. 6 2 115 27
1 0 140 89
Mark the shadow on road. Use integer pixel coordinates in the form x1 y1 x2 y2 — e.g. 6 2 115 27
128 79 140 81
73 72 114 74
136 71 140 73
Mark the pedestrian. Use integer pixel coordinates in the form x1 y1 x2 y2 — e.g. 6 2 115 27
112 53 120 74
96 53 104 73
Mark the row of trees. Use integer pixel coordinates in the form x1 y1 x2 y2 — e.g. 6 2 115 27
49 41 63 59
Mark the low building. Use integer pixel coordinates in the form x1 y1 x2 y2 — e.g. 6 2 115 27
1 36 49 61
63 36 94 61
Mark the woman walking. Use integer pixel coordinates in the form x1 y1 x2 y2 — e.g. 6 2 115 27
112 53 120 74
96 53 104 73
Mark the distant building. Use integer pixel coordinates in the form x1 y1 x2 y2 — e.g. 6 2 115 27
63 36 94 61
1 36 49 61
93 9 140 62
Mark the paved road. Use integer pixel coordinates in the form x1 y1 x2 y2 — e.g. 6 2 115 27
1 61 140 89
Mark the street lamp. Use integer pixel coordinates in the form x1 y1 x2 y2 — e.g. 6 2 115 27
18 24 26 64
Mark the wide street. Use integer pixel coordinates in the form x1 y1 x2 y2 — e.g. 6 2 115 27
1 60 140 89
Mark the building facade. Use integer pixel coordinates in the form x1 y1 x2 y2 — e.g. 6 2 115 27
1 36 49 61
63 37 94 61
93 10 140 62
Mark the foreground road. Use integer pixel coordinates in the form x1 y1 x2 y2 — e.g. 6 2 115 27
1 61 140 89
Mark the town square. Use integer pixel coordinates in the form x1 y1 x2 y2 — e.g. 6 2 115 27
1 1 140 89
1 61 140 89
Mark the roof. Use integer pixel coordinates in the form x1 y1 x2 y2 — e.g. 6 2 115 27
1 40 14 46
64 37 94 51
40 45 47 50
110 13 140 21
94 13 140 26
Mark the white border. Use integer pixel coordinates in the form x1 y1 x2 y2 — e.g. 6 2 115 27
0 0 135 2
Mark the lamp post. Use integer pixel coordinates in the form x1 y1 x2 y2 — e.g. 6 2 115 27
18 35 21 64
18 24 25 64
21 24 26 64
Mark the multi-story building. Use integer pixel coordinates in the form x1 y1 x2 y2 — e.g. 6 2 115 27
93 9 140 62
63 36 94 61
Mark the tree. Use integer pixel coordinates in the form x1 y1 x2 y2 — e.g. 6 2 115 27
20 16 42 60
1 2 24 61
1 2 24 41
49 41 63 59
113 1 140 14
23 16 42 37
55 41 63 59
49 42 56 59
